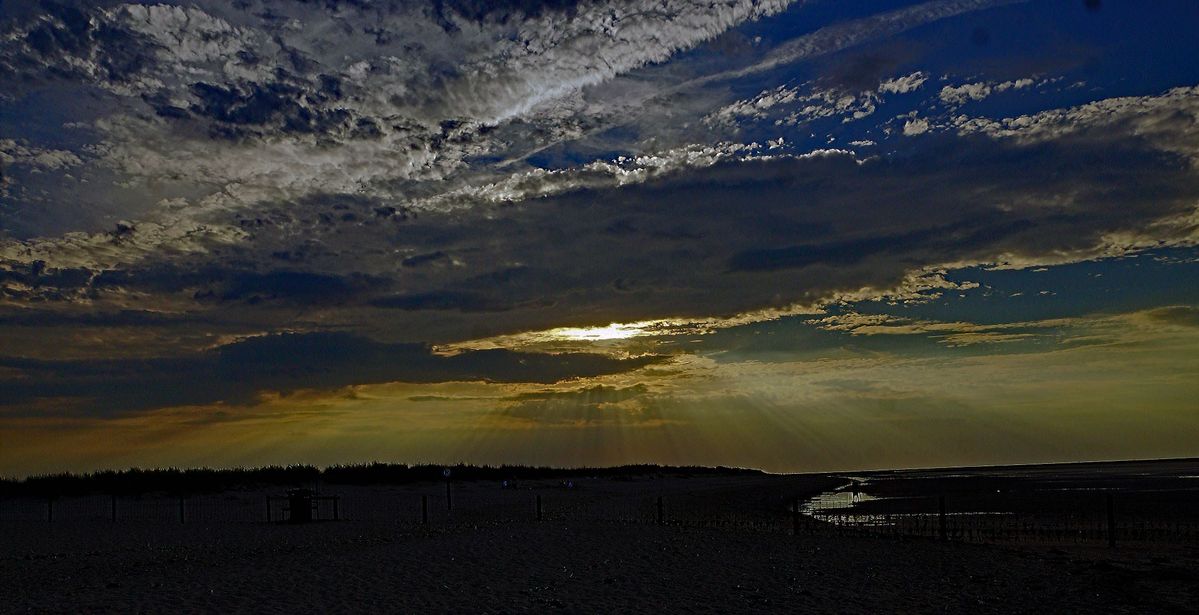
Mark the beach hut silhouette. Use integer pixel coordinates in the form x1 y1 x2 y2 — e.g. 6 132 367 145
285 488 315 523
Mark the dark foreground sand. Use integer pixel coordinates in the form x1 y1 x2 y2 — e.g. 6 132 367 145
3 519 1197 613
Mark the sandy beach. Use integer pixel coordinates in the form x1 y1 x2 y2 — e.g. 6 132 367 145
4 513 1197 613
4 468 1199 613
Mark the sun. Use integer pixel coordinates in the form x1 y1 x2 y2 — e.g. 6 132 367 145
550 323 648 341
435 317 718 355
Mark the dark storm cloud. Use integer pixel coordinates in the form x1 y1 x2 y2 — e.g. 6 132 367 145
369 291 510 312
427 0 584 27
187 79 353 139
6 117 1199 345
0 262 387 306
0 0 799 171
412 130 1199 324
0 261 92 291
0 0 1040 249
726 217 1036 273
401 251 449 268
0 308 191 327
0 1 152 91
2 238 535 315
193 270 386 305
0 332 665 416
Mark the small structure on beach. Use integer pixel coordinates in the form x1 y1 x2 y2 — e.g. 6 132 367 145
286 488 315 523
267 488 340 523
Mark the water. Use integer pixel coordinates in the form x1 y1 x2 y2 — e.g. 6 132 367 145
801 481 877 514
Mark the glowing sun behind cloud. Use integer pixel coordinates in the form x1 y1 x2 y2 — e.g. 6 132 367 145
551 323 649 341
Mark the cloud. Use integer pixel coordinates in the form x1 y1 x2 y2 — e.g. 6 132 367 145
509 383 651 403
939 77 1039 106
706 70 928 130
0 140 770 277
955 86 1199 163
6 95 1199 355
0 332 666 416
692 0 1028 85
1142 305 1199 328
0 0 801 252
369 291 511 313
878 72 929 95
2 0 1199 424
470 0 1027 171
902 117 931 135
0 139 83 171
808 311 1070 346
727 222 970 272
497 383 668 426
940 82 993 105
401 251 450 268
0 0 1036 269
0 1 158 95
408 141 769 210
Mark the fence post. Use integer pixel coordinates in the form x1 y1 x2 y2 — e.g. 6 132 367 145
421 494 428 524
111 494 117 522
536 494 543 522
179 496 185 524
792 498 800 536
938 496 947 542
1106 493 1116 548
657 496 664 526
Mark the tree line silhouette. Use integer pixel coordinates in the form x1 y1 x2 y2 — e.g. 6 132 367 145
0 463 761 497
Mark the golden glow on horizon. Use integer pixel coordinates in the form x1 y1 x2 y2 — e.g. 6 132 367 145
4 309 1199 478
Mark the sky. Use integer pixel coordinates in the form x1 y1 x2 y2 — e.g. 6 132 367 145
1 0 1198 477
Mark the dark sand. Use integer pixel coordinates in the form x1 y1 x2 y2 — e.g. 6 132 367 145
4 467 1198 613
4 518 1197 613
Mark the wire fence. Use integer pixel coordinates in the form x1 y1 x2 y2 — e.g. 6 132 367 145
799 487 1199 546
2 486 1196 547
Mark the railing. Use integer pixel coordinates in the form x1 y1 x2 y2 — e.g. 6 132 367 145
2 487 1195 547
802 489 1199 546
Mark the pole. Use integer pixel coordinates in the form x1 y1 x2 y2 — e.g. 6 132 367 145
938 496 947 542
421 494 428 524
1106 493 1116 548
537 494 543 522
